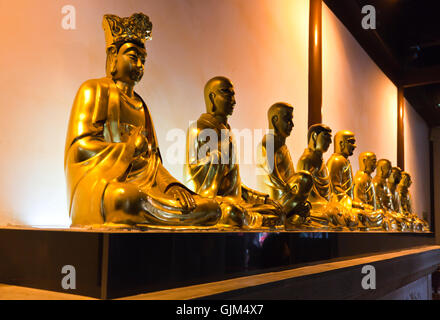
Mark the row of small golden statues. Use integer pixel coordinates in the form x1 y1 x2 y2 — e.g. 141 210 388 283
64 13 429 232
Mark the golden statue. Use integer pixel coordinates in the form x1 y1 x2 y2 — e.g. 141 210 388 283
297 124 344 229
388 167 403 213
352 152 388 230
397 171 430 231
326 130 360 229
185 76 283 229
256 103 315 229
65 13 221 228
372 159 406 231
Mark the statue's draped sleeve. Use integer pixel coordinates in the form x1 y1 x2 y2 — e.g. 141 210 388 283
257 138 291 201
186 113 236 198
65 78 177 225
65 79 136 224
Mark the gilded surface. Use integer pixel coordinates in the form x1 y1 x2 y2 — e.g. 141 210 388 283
352 152 387 230
296 124 342 228
257 103 314 229
326 131 360 229
65 13 221 228
397 172 430 231
63 12 430 233
185 77 283 229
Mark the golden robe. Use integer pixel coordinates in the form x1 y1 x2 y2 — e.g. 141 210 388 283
186 113 282 228
65 78 221 227
257 136 313 226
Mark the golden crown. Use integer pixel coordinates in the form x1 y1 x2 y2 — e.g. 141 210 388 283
102 13 152 48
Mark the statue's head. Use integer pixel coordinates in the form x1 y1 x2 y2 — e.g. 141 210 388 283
268 102 294 138
376 159 392 178
334 130 356 157
401 171 412 188
103 13 152 85
359 151 377 174
307 124 332 153
389 166 402 185
288 170 314 202
204 76 236 117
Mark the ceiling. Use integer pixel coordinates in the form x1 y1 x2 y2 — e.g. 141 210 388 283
324 0 440 127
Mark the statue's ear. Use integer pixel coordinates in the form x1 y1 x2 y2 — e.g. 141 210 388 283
339 140 344 151
106 46 118 77
209 92 216 112
271 115 278 128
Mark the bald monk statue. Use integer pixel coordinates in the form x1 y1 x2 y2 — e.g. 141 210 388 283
297 124 344 229
398 172 430 231
185 76 283 229
65 13 221 228
257 103 315 229
326 130 360 229
372 159 405 231
353 152 389 230
388 167 404 214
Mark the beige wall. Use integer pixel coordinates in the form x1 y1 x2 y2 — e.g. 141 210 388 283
322 3 398 173
404 99 430 220
0 0 309 226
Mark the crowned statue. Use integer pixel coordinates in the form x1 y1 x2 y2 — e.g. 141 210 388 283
65 13 221 228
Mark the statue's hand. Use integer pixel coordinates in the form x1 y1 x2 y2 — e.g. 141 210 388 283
127 127 149 156
264 197 284 213
166 185 196 213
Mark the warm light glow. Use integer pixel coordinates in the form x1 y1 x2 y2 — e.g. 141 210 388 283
84 89 92 104
322 3 398 174
314 26 318 46
0 0 310 227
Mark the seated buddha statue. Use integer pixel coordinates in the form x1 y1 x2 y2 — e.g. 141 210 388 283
65 13 221 228
372 159 406 231
296 124 344 229
388 167 403 213
353 152 389 230
185 76 284 229
326 130 360 230
256 102 315 229
397 171 430 231
387 166 412 230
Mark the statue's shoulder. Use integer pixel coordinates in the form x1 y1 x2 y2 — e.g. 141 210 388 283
196 113 218 130
77 77 113 95
326 153 346 171
299 148 312 161
297 149 316 171
354 170 368 183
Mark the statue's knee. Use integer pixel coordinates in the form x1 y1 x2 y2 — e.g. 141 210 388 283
103 183 144 219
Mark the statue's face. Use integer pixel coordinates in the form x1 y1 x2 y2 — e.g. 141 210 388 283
113 42 146 84
211 80 236 117
379 162 391 178
316 130 332 153
402 174 412 187
365 155 377 174
342 135 356 156
389 170 401 184
276 109 294 138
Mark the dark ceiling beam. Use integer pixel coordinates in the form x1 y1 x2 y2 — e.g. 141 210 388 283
401 65 440 88
323 0 401 86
